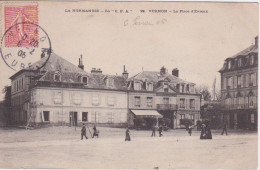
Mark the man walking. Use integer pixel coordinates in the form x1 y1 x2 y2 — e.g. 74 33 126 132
221 122 228 136
151 125 156 137
158 125 163 137
81 123 88 140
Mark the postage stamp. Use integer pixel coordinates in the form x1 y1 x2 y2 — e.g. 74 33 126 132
4 5 38 47
0 4 51 71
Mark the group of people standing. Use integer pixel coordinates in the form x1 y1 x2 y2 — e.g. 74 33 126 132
82 122 228 141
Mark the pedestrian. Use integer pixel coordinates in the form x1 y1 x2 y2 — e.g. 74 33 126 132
200 124 207 139
221 122 228 136
158 125 163 137
81 123 88 140
151 125 156 137
125 127 131 141
206 124 212 139
188 125 192 136
93 124 99 138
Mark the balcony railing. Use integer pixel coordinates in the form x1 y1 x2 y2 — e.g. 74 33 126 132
157 104 178 110
222 103 257 110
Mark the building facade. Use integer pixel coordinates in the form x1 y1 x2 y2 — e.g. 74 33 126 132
219 36 258 129
127 67 201 129
10 54 201 129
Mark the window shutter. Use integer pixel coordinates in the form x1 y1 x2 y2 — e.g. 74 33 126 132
230 77 233 89
253 73 257 86
223 77 226 89
241 75 244 88
49 111 52 122
234 76 237 88
246 74 249 87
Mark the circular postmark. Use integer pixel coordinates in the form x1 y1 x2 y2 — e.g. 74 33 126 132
0 22 52 71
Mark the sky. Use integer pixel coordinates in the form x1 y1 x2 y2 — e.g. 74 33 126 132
0 1 258 100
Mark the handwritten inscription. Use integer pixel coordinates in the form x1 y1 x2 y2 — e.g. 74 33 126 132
124 16 167 26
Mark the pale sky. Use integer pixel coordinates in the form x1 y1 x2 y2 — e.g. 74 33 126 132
0 1 258 100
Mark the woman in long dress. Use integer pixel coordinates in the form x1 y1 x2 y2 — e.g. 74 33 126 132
125 127 131 141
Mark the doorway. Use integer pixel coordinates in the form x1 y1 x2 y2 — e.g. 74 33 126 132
70 112 78 126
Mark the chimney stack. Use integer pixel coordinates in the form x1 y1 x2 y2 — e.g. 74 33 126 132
78 54 84 70
255 36 258 47
122 65 129 79
160 66 166 75
172 68 179 77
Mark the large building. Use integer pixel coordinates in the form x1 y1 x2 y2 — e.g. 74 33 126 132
219 36 258 129
10 53 201 128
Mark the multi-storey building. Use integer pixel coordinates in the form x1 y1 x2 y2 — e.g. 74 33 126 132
219 36 258 129
10 54 201 129
10 54 128 127
127 67 201 129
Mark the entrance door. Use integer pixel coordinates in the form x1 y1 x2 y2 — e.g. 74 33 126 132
70 112 78 126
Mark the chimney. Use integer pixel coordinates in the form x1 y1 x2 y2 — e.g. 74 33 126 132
78 54 84 70
172 68 179 77
91 68 102 74
122 65 129 79
255 36 258 47
160 66 166 75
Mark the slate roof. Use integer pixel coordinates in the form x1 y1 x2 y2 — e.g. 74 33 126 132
11 53 127 90
226 44 258 60
128 71 193 85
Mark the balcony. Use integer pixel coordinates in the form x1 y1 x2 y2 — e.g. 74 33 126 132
222 103 257 110
157 104 178 110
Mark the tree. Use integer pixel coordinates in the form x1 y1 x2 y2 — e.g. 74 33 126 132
196 85 212 101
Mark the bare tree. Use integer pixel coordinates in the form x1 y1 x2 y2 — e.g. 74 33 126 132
196 85 212 101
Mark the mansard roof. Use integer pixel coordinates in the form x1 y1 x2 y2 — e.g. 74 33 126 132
128 71 194 85
11 53 127 91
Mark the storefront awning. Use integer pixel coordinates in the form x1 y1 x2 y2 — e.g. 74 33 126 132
131 110 163 118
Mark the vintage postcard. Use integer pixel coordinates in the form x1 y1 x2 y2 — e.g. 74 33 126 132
0 1 258 169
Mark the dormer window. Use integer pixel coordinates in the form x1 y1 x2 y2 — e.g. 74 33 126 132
106 78 114 88
228 60 232 69
82 76 88 84
134 81 141 90
146 82 153 91
190 85 194 93
250 55 254 65
163 82 168 92
54 72 61 82
238 58 242 67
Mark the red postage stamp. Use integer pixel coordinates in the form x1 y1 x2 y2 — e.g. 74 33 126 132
4 5 38 47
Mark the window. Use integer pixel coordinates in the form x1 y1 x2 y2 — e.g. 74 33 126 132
249 73 255 86
54 92 62 104
163 97 169 104
181 84 185 93
251 114 255 123
250 55 254 65
82 112 88 121
21 77 23 89
107 96 115 106
42 111 50 122
249 94 254 107
146 83 153 91
73 93 81 105
107 78 114 87
190 99 195 109
190 85 194 93
227 77 233 89
92 94 100 106
16 80 18 91
82 76 88 84
134 96 141 107
186 84 190 92
91 112 100 123
180 114 185 119
163 83 169 92
180 98 185 108
228 60 232 69
54 73 61 81
237 75 241 88
190 114 194 120
134 81 141 90
147 97 153 107
107 113 114 123
238 58 242 67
